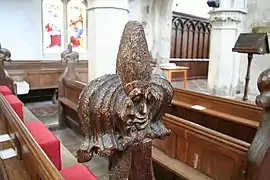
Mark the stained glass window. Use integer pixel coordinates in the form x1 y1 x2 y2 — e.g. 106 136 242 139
67 0 86 51
42 0 63 52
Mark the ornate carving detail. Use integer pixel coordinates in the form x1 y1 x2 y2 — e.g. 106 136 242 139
76 21 173 179
209 10 246 25
60 44 79 62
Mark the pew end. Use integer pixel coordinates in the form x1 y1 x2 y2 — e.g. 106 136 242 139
0 93 63 179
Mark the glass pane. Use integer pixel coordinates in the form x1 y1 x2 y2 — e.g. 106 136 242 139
42 0 63 53
67 0 87 51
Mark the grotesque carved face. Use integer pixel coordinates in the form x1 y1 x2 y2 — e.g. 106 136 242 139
128 87 150 130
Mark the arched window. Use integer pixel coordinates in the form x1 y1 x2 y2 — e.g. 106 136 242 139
42 0 87 54
67 0 87 51
42 0 64 53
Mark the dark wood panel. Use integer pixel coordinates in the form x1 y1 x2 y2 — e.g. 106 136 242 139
170 12 211 59
169 60 209 80
153 114 248 180
5 60 88 90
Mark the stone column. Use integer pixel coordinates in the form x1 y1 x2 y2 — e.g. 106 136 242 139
86 0 129 81
128 0 173 63
207 8 247 97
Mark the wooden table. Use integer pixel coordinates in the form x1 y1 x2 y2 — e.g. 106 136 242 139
161 66 189 88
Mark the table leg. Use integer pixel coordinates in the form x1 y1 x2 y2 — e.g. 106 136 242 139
183 70 187 88
168 71 172 82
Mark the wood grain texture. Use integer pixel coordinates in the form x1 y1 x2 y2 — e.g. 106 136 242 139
0 94 63 179
5 60 88 90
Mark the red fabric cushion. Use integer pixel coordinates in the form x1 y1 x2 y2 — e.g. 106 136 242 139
60 164 97 180
4 95 23 121
0 85 12 95
25 121 62 170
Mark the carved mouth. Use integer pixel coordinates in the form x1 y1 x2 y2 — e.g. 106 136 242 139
133 117 148 130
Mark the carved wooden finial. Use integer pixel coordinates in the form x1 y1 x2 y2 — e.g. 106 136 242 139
247 68 270 180
61 43 79 62
255 68 270 108
76 20 173 180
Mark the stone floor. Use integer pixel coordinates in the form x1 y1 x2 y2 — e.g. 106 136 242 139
53 128 109 179
24 79 207 179
172 79 208 93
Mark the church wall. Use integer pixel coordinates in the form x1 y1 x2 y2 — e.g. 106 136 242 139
0 0 43 60
0 0 210 62
239 0 270 98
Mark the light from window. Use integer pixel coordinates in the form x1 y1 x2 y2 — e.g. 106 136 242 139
67 0 87 52
42 0 64 53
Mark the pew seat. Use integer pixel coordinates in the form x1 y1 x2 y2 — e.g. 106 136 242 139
60 164 97 180
25 121 62 170
4 94 24 121
0 85 12 95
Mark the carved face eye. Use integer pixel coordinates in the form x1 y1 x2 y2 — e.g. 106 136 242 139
133 95 141 103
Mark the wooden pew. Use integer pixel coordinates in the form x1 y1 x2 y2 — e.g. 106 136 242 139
57 61 265 179
5 60 87 91
153 113 249 180
0 93 63 179
169 88 262 143
58 77 249 179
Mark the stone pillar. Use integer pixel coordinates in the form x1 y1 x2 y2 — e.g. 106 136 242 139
207 8 247 97
128 0 173 63
86 0 129 81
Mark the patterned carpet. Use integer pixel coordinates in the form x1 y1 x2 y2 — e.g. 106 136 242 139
29 104 57 117
25 101 58 126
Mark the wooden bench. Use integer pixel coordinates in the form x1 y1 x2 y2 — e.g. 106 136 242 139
153 113 249 180
57 75 264 179
169 88 261 143
0 93 63 179
0 90 97 179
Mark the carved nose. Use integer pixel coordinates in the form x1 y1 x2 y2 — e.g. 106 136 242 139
140 103 147 115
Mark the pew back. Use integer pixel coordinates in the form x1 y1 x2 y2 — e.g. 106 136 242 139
153 114 249 180
170 89 262 143
0 94 63 180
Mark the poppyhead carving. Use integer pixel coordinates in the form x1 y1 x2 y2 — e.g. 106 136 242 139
0 43 11 64
60 43 79 62
76 21 173 163
256 68 270 108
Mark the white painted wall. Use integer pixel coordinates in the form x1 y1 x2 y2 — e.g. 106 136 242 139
238 0 270 98
129 0 173 63
0 0 210 61
172 0 212 18
0 0 42 60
